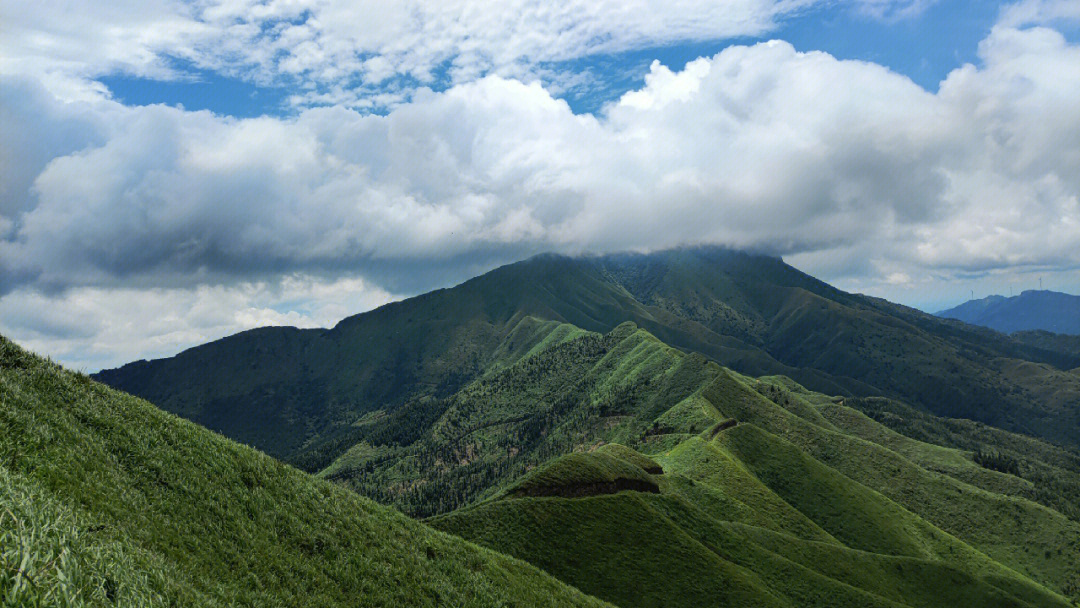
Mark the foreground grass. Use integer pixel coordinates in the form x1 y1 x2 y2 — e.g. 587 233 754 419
0 336 609 607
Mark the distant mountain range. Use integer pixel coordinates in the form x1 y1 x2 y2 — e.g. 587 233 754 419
937 290 1080 335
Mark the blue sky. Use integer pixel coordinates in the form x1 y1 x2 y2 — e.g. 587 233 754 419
2 0 1079 370
99 1 1011 117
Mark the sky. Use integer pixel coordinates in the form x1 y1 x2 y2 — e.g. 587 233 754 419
2 0 1079 371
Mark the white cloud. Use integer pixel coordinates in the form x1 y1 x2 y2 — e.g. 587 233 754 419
1 9 1079 367
0 0 928 106
852 0 938 21
4 23 1079 287
999 0 1080 28
0 274 397 371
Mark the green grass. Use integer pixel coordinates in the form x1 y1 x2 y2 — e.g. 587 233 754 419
1 466 181 607
684 367 1080 596
305 316 1080 601
659 436 838 543
433 492 795 608
503 450 656 497
843 396 1080 518
320 323 721 516
591 443 663 473
0 335 611 607
433 447 1069 608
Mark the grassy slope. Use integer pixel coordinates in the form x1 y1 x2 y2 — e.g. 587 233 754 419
839 396 1080 523
332 319 1080 600
1014 330 1080 356
0 336 610 608
432 447 1067 608
697 369 1080 596
596 247 1080 445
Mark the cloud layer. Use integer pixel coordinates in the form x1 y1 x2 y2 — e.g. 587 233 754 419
1 0 929 106
1 1 1078 369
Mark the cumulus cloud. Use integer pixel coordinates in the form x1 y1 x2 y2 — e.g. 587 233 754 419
5 24 1078 289
1 3 1079 368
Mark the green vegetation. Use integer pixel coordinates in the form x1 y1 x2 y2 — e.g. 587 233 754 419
1014 330 1080 356
61 247 1080 606
975 448 1022 476
0 336 610 607
95 246 1080 477
502 450 658 498
432 447 1070 608
839 396 1080 521
318 323 721 517
305 318 1080 601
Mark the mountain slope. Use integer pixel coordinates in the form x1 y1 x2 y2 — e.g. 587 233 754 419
591 249 1080 444
317 320 1080 599
95 247 1080 464
431 445 1070 608
0 335 610 607
1014 330 1080 360
937 290 1080 335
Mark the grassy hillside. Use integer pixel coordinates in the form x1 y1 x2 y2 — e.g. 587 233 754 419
833 395 1080 522
313 319 1080 600
0 335 610 607
81 247 1080 605
95 247 1080 478
317 321 719 516
431 446 1070 608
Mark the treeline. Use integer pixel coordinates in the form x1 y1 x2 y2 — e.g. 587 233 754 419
973 447 1021 476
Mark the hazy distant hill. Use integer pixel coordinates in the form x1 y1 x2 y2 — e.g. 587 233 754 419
937 290 1080 335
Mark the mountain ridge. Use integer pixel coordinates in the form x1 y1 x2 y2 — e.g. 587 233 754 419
937 289 1080 335
10 325 1080 605
95 247 1080 456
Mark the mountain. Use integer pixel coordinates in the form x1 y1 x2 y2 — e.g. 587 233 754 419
323 319 1080 602
10 325 1080 606
95 247 1080 463
432 443 1069 608
0 335 609 607
1013 330 1080 358
937 290 1080 335
13 246 1080 605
